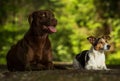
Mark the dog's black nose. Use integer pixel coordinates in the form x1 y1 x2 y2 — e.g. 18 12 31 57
107 45 111 49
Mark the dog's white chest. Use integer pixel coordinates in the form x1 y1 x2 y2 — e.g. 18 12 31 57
94 53 105 66
86 51 106 70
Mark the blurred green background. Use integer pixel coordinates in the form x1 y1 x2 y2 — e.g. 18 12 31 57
0 0 120 65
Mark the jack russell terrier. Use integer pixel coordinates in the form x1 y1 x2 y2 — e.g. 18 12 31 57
73 36 111 70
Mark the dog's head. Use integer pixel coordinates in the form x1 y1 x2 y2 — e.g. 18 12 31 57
28 10 57 34
87 36 111 51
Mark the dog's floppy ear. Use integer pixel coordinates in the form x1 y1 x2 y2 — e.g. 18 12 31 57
87 36 96 44
28 11 38 25
28 11 41 26
102 35 111 40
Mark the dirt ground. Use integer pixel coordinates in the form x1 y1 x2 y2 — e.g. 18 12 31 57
0 65 120 81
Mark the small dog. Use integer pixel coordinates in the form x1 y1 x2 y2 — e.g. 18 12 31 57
6 10 57 71
73 36 111 70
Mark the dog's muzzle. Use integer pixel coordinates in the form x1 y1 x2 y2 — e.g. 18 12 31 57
104 44 111 50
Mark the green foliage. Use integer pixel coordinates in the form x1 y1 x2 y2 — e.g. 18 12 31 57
0 0 120 64
107 51 120 65
106 18 120 65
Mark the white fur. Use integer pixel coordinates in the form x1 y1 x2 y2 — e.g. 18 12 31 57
85 47 107 70
73 47 108 70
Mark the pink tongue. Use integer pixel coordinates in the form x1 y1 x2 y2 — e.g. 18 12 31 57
48 26 57 33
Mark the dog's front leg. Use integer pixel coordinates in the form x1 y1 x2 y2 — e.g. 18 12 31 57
47 61 54 70
25 63 32 71
85 55 98 70
85 64 98 70
102 63 110 70
103 65 107 70
45 49 54 70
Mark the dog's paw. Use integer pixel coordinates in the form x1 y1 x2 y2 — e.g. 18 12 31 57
47 62 54 70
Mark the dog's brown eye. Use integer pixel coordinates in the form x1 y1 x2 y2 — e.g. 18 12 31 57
106 40 108 43
100 42 103 44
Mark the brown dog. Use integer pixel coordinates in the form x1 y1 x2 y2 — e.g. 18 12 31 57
6 10 57 71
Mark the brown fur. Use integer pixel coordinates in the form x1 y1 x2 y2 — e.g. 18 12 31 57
6 10 57 71
87 36 111 51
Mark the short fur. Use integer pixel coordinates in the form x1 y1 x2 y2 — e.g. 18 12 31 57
6 10 57 71
73 36 111 70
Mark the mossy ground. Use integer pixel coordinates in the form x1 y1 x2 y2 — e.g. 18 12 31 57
0 64 120 81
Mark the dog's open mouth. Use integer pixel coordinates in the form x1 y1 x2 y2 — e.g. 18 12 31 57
48 26 57 33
